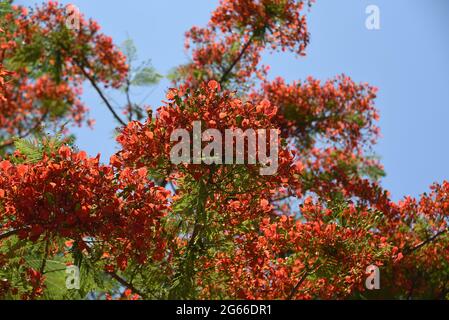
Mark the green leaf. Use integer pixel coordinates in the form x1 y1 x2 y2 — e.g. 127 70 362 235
121 38 138 63
131 64 162 87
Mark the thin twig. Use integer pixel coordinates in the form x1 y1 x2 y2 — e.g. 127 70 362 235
0 111 48 150
405 228 448 255
0 228 27 240
39 239 51 274
125 79 133 122
287 270 309 300
75 61 126 126
219 34 256 84
106 270 148 299
82 243 148 298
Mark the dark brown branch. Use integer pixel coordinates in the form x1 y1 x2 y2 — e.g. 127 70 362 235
405 228 448 255
125 79 134 122
75 61 126 126
0 111 48 150
287 260 325 300
82 243 148 299
287 270 309 300
0 228 27 240
1 228 148 297
106 270 148 299
219 34 256 84
39 239 51 274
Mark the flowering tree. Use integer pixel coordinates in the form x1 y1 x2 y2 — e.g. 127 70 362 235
0 0 448 300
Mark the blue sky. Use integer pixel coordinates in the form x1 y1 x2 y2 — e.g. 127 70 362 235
16 0 449 201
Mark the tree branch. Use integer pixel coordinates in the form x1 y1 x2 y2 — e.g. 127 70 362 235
81 242 148 299
0 111 48 150
106 270 148 299
287 270 309 300
125 79 134 122
0 228 27 240
39 239 50 274
404 228 448 255
219 34 256 84
287 260 324 300
75 61 126 126
1 228 149 298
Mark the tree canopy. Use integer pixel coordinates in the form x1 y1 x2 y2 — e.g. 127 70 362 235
0 0 448 300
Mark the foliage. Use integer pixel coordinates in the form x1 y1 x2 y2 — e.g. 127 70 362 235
0 0 448 300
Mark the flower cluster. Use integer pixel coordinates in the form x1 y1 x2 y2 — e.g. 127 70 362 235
0 145 170 297
176 0 312 88
115 81 295 185
1 0 449 300
0 2 128 150
256 75 380 151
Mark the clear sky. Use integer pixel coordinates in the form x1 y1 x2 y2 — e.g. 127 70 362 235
15 0 449 201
